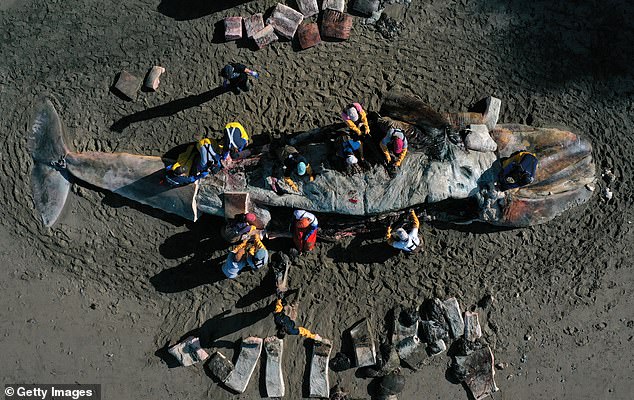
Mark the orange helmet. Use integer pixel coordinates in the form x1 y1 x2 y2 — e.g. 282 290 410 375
296 218 311 229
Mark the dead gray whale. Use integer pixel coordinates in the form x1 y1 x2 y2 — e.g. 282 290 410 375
29 94 596 230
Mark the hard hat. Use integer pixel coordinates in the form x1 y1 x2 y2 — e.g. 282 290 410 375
297 162 307 176
345 106 359 122
395 228 408 241
393 138 404 154
245 213 257 224
296 218 311 229
346 154 358 165
221 64 234 78
293 210 307 220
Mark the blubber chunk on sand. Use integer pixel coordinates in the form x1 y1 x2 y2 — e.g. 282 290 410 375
244 13 265 38
113 70 141 100
321 9 352 40
224 16 243 40
143 66 165 91
297 22 322 49
268 3 304 39
224 337 263 393
309 338 332 398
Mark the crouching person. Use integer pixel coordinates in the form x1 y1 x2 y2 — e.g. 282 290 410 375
498 150 538 190
222 233 268 279
387 210 422 253
292 210 318 253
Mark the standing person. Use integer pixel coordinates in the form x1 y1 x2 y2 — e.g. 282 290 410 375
386 210 421 253
277 145 315 191
221 121 250 161
380 127 408 168
292 210 318 252
341 103 370 137
220 63 259 94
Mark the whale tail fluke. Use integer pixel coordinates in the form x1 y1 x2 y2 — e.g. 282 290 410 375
29 98 71 227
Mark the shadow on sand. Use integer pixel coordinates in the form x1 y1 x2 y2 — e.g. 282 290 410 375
110 87 227 132
157 0 253 21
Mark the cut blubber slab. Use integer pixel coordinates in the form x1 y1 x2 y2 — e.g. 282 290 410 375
224 337 263 393
349 319 376 367
264 337 285 397
309 338 332 398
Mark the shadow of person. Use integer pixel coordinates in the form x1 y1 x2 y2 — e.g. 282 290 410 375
326 237 395 265
184 306 274 348
157 0 253 21
150 254 226 293
235 267 276 309
154 341 182 369
159 214 227 260
110 87 226 132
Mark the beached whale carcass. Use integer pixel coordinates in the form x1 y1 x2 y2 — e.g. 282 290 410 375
29 94 596 230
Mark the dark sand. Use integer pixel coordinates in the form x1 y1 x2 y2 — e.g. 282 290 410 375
1 0 633 399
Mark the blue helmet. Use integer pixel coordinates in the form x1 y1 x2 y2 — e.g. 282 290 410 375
221 64 234 78
297 162 307 176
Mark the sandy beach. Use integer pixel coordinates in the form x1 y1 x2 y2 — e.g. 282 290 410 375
1 0 633 399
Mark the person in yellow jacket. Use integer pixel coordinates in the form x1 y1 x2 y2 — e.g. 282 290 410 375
222 121 250 160
386 210 421 253
221 233 268 279
273 289 321 340
341 103 371 137
380 127 408 168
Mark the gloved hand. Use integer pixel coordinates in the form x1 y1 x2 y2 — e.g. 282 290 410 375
309 175 315 182
313 334 322 342
284 177 299 192
250 71 259 79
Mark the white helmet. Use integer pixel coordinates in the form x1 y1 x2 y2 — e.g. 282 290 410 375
345 106 359 122
395 228 409 241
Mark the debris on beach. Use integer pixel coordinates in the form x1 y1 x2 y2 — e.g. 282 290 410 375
296 0 319 17
374 13 403 40
323 0 345 13
450 344 499 400
353 0 381 16
268 3 304 40
167 336 209 367
443 297 465 339
143 66 165 92
253 25 279 50
321 9 353 40
373 369 406 400
310 338 333 398
244 13 265 38
350 318 377 367
264 337 285 397
224 337 263 393
113 70 141 101
297 22 322 49
224 16 243 41
464 311 483 342
208 351 234 382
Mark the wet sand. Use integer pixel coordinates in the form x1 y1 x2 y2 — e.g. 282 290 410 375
1 0 633 399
